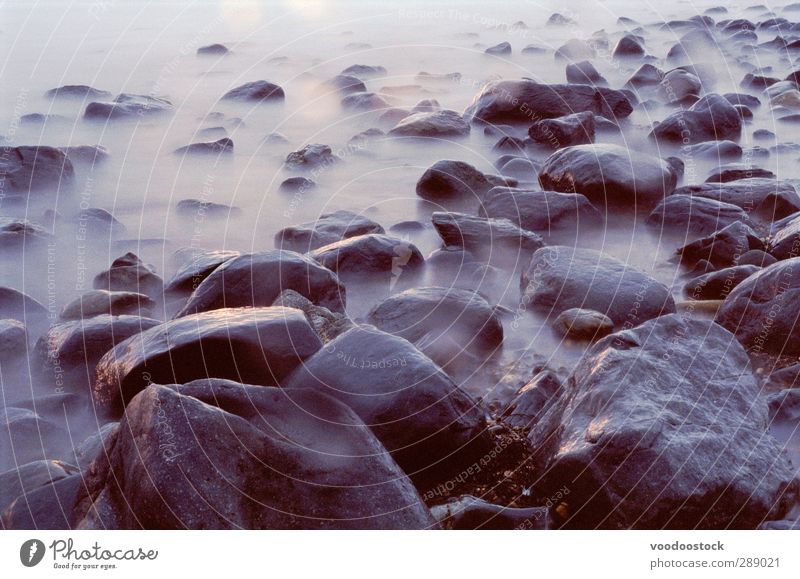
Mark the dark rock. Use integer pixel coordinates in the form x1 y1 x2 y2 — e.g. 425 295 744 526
491 136 527 154
0 146 75 195
659 69 701 103
0 408 66 468
565 60 606 85
485 42 511 55
164 250 239 295
45 85 111 100
738 249 777 267
279 176 315 192
723 92 761 108
175 198 238 217
646 195 752 237
741 73 779 88
552 308 614 340
197 43 228 55
59 145 110 165
463 80 633 124
271 289 352 343
734 104 753 120
282 326 489 486
684 265 759 300
539 144 678 208
73 381 434 529
547 12 576 26
672 179 800 219
93 252 163 299
3 474 81 529
416 160 491 200
221 80 284 102
60 290 155 320
706 166 775 183
534 315 798 529
0 287 47 332
284 143 338 170
341 64 387 78
528 112 595 149
173 137 233 155
412 99 440 113
767 365 800 389
84 93 173 120
275 210 384 252
520 246 675 326
626 63 664 88
176 250 345 316
717 258 800 354
93 307 321 417
388 110 470 138
340 91 390 111
431 495 549 530
480 188 602 239
555 39 595 61
0 219 51 246
504 370 563 430
0 460 78 515
310 234 423 281
33 315 160 392
684 140 742 160
649 93 742 144
613 34 645 58
431 211 544 257
677 221 765 267
0 319 27 361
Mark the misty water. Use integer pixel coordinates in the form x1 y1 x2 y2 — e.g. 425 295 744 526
1 0 799 515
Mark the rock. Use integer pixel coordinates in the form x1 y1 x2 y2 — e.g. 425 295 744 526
539 144 678 208
279 176 315 192
565 60 606 85
341 64 387 78
388 110 470 138
60 290 155 320
72 382 434 529
415 160 491 200
197 126 227 139
221 80 284 102
659 69 702 103
45 85 111 100
282 326 489 486
498 157 538 179
93 307 321 417
320 74 366 96
706 166 775 183
275 210 384 252
412 99 440 113
197 43 229 55
0 319 27 361
431 495 549 530
366 286 503 356
480 188 602 239
93 252 163 299
463 80 633 124
767 365 800 389
521 246 675 326
173 137 233 155
485 42 511 55
738 249 776 267
547 12 575 26
672 179 800 219
33 315 160 391
340 91 390 111
716 258 800 354
613 34 645 58
0 460 78 515
431 211 544 257
0 146 75 195
684 265 759 300
0 219 51 246
555 39 595 61
649 93 742 144
176 250 345 317
646 195 751 237
742 73 779 88
377 108 411 125
626 63 664 88
175 198 238 217
528 112 595 149
310 234 423 281
0 287 47 332
59 145 110 165
684 140 742 160
534 315 798 529
271 289 352 343
492 136 527 154
3 474 81 529
84 93 173 120
265 131 289 144
0 407 66 468
284 144 338 170
724 93 761 108
164 250 238 295
677 221 765 267
503 370 564 430
552 308 614 340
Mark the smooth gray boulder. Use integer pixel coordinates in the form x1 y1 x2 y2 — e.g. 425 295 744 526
646 195 751 237
673 179 800 220
275 210 385 252
415 160 491 200
532 315 798 529
521 246 675 326
649 93 742 144
431 211 544 257
388 110 470 138
164 250 239 295
528 112 595 149
0 146 75 195
310 234 424 281
84 93 173 120
221 80 284 102
684 265 759 300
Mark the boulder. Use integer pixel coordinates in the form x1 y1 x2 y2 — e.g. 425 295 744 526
0 460 78 515
626 63 664 88
282 326 489 486
45 85 111 100
0 287 48 334
284 143 338 170
479 188 602 239
0 319 27 361
197 43 229 55
93 307 322 417
0 407 66 468
0 146 74 194
275 210 384 253
93 252 163 299
520 246 675 326
533 315 798 529
485 42 511 55
309 234 423 281
646 195 751 237
175 198 239 217
613 34 645 58
431 211 544 257
221 81 284 102
415 160 491 200
341 64 387 78
3 474 82 529
431 495 549 529
463 80 633 124
173 138 233 155
164 250 238 295
684 265 759 300
706 166 775 183
84 93 173 120
321 74 367 95
528 112 595 149
716 258 800 354
649 93 742 144
769 214 800 259
684 140 742 160
552 308 614 340
672 179 800 219
566 60 606 85
676 221 765 267
388 110 470 138
60 290 155 320
340 92 390 111
539 144 678 208
73 382 434 529
175 250 345 317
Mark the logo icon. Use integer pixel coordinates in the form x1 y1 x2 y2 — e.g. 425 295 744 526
20 539 46 567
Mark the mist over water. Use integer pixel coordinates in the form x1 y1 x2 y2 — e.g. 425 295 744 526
1 0 799 504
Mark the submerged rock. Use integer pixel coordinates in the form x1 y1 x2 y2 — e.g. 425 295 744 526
673 179 800 219
684 265 759 300
528 112 595 149
646 195 751 237
221 80 284 102
0 146 74 195
0 319 27 361
534 315 798 529
552 308 614 340
164 250 239 295
275 210 384 252
45 85 111 100
284 143 338 170
649 93 742 144
677 221 765 268
415 160 491 200
84 93 173 120
388 110 470 138
521 246 675 326
197 43 229 55
431 211 544 257
93 307 321 417
310 234 424 281
173 137 233 155
93 252 163 299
